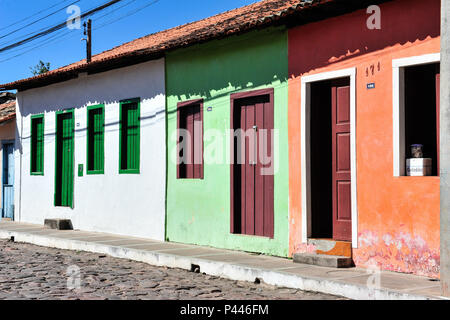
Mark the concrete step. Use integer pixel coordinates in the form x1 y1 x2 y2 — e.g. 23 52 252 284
308 238 352 257
44 219 73 230
293 252 353 268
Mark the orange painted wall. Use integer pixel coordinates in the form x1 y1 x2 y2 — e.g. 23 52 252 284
288 0 441 277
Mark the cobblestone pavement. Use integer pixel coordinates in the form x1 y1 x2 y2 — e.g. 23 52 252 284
0 240 346 300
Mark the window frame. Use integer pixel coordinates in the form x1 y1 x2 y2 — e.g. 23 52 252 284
119 98 141 175
86 104 105 175
177 98 204 180
392 53 440 177
30 114 45 176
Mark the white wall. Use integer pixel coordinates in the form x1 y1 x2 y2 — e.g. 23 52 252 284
14 59 166 241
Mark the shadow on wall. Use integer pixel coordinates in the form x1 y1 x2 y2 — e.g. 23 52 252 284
166 27 288 120
288 0 441 76
16 83 164 161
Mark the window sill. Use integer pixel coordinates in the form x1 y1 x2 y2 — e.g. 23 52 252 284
119 169 140 174
87 170 104 175
394 175 440 179
31 172 44 176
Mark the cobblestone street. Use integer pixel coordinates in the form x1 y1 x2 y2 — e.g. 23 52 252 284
0 240 345 300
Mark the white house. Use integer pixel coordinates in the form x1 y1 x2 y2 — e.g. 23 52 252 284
12 59 166 241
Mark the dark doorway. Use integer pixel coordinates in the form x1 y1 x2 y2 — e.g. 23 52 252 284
310 80 333 239
230 89 274 238
310 77 352 241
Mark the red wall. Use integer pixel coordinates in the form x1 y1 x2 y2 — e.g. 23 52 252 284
288 0 441 277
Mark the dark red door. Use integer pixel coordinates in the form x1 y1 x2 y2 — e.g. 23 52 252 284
231 90 274 238
332 80 352 241
436 73 440 175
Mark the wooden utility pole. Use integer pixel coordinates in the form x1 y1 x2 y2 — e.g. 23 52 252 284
84 19 92 63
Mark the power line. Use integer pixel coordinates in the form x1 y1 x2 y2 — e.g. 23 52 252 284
0 0 81 41
0 0 125 54
95 0 161 30
92 0 139 22
0 0 162 64
0 0 72 32
0 0 135 59
0 0 105 47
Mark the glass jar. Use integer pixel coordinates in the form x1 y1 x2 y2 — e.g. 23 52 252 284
411 144 424 158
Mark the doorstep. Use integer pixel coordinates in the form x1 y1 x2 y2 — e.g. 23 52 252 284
0 221 446 300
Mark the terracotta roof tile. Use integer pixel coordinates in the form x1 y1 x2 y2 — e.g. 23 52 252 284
0 0 333 90
0 101 16 123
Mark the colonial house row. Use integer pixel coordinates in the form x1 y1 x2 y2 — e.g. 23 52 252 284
0 0 442 278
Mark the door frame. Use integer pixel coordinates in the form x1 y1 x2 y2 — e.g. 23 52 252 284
230 88 274 236
1 140 15 220
300 68 358 248
54 109 75 208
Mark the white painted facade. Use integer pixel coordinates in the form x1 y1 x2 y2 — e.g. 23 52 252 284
14 59 166 241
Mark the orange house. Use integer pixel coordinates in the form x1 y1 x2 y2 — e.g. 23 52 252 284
288 0 441 278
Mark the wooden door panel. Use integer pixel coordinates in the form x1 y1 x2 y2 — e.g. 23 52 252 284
263 100 274 238
337 181 352 220
245 104 255 236
255 102 265 237
436 73 440 175
231 90 274 238
332 82 352 241
193 105 202 179
185 108 194 179
336 133 351 173
240 103 247 233
336 87 350 124
55 113 74 208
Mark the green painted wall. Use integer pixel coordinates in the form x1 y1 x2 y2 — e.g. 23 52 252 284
166 27 289 257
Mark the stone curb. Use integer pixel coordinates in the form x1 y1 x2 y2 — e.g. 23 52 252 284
0 229 442 300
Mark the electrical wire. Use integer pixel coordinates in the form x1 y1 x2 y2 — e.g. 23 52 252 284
0 0 72 31
0 0 125 53
0 0 81 40
95 0 161 30
0 0 162 64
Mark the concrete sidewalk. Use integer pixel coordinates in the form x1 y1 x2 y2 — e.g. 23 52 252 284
0 221 445 300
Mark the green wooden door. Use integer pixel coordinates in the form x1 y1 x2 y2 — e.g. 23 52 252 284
55 111 74 207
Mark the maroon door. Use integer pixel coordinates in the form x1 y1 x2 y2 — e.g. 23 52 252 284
332 80 352 241
230 89 274 238
436 73 440 175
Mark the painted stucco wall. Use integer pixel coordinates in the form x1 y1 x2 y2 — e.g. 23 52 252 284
166 28 289 257
288 0 441 277
15 59 166 241
0 120 16 210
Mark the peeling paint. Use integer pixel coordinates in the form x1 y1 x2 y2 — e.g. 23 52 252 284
294 243 317 254
354 230 440 278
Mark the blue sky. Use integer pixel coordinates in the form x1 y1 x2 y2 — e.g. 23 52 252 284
0 0 256 86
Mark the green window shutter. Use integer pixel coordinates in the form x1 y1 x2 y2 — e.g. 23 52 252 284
31 115 44 175
87 105 105 174
120 99 140 174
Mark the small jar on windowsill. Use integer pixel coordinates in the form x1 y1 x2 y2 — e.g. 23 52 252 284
407 144 432 176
